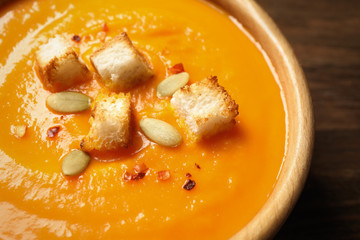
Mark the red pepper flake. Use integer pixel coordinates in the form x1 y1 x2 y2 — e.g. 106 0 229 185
157 170 171 181
185 173 192 178
133 172 146 180
123 171 132 182
134 163 148 174
71 35 81 42
80 139 85 150
102 22 109 32
47 126 60 138
123 163 149 182
195 163 201 169
169 63 185 75
183 179 196 191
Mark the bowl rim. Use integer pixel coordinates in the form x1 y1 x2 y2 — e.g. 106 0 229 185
208 0 314 239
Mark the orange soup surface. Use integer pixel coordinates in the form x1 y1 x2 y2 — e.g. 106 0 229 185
0 0 286 239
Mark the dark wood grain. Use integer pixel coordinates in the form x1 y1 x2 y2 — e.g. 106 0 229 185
255 0 360 239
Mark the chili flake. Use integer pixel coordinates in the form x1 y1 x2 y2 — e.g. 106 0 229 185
183 179 196 191
134 163 148 174
123 171 132 182
133 172 146 180
195 163 201 169
169 63 185 74
157 170 171 181
47 126 60 138
71 35 81 42
102 22 109 32
123 163 149 182
185 173 192 178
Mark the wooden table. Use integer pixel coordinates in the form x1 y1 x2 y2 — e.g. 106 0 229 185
255 0 360 239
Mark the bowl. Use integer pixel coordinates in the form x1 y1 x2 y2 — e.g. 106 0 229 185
208 0 314 239
0 0 313 238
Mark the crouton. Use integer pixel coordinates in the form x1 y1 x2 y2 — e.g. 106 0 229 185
171 76 238 139
90 32 154 92
35 36 90 92
81 91 131 151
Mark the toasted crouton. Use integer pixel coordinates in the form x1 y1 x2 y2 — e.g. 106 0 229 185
90 32 154 92
81 91 131 151
35 36 90 92
171 76 238 139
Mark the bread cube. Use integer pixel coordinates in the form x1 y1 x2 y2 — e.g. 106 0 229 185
81 91 131 151
35 36 90 92
90 32 154 92
171 76 238 139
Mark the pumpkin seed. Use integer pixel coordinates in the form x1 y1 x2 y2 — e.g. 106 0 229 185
61 150 91 176
140 118 182 147
46 92 91 113
11 124 27 138
157 72 189 97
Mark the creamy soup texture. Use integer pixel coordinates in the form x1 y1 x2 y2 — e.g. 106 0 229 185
0 0 286 239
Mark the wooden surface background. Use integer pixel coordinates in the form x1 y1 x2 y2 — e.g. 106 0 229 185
255 0 360 239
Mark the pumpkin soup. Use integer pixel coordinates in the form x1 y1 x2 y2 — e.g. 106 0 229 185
0 0 286 239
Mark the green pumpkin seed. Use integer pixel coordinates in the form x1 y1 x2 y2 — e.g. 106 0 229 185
46 92 91 113
157 72 189 97
61 150 91 176
140 118 182 147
